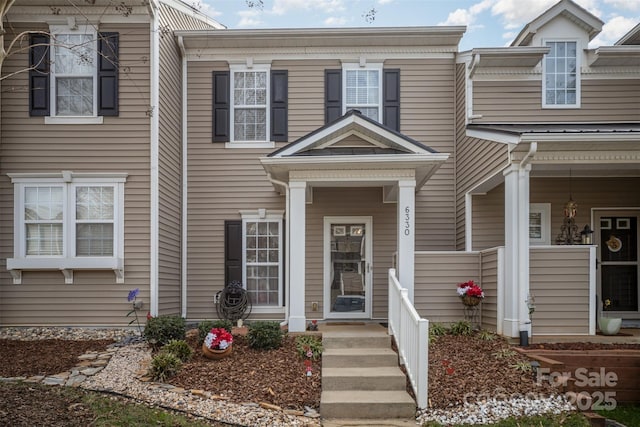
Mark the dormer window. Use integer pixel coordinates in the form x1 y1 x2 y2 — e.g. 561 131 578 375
543 41 580 108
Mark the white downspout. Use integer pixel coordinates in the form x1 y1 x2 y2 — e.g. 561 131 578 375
178 35 188 318
148 0 160 316
267 174 290 327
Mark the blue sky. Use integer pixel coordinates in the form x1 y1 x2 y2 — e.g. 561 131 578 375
194 0 640 50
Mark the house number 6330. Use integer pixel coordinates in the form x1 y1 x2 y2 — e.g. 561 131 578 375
404 206 411 236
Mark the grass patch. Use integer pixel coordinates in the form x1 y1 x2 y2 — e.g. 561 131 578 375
597 403 640 426
0 382 220 426
422 412 589 426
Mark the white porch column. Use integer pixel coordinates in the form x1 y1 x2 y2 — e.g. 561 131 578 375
517 164 532 339
397 179 416 302
288 181 307 332
502 164 531 338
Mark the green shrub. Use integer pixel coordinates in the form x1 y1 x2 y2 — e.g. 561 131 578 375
247 321 284 350
449 320 473 336
149 351 182 382
144 315 186 347
197 319 233 344
429 322 448 337
162 339 193 362
295 335 323 360
477 329 497 341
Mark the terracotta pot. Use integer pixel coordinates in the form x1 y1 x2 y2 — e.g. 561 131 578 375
599 317 622 335
461 295 482 306
202 343 232 360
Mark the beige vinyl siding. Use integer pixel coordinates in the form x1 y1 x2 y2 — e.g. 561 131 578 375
0 24 151 326
472 177 640 251
530 247 591 335
306 188 396 319
414 251 480 323
185 57 459 320
473 79 640 123
454 64 509 250
155 6 190 316
472 184 506 250
186 61 286 320
160 3 221 31
480 247 500 331
386 59 457 251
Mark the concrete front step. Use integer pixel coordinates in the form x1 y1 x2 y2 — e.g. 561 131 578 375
322 347 398 368
322 366 407 391
320 390 416 419
322 334 391 349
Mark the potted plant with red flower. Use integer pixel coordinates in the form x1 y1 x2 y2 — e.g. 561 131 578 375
202 327 234 359
456 280 484 306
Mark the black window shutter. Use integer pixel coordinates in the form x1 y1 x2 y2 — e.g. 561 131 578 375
383 69 400 131
29 34 50 116
98 32 119 116
325 69 342 124
213 71 230 142
270 70 288 142
224 220 243 285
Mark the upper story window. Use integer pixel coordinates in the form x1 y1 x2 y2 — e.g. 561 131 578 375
29 27 119 122
543 41 579 108
324 66 399 131
212 66 288 148
51 26 97 117
7 172 127 284
343 65 382 122
231 66 269 142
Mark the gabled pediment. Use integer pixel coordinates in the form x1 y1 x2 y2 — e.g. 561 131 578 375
511 0 603 47
269 110 435 158
261 111 450 200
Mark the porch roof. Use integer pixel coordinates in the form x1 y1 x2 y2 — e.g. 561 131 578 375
260 111 450 198
466 123 640 145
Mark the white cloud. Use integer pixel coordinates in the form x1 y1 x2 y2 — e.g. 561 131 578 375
324 16 347 25
237 10 264 27
271 0 346 16
590 15 639 47
377 0 395 4
604 0 640 12
439 0 494 26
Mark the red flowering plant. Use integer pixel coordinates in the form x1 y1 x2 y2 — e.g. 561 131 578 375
204 327 233 351
456 280 484 302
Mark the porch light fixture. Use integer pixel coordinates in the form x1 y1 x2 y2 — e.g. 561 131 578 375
555 170 581 245
580 225 594 245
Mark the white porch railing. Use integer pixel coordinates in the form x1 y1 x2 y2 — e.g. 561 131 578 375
388 268 429 409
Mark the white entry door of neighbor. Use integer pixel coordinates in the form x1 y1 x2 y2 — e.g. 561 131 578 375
323 216 372 319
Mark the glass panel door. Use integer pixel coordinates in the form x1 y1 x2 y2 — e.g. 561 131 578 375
598 214 640 318
324 217 371 318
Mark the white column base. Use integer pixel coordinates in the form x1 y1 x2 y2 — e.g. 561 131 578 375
502 318 520 338
288 316 306 333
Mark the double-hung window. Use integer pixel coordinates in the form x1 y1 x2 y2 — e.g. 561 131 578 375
543 40 579 108
231 65 270 143
212 66 288 146
343 64 383 121
51 26 97 117
29 26 119 121
324 65 399 130
7 172 126 284
241 211 283 308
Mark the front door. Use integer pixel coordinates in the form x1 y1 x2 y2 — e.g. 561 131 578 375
595 211 640 320
324 216 372 319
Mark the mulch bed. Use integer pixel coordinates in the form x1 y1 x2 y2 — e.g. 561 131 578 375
0 339 115 377
168 333 322 411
